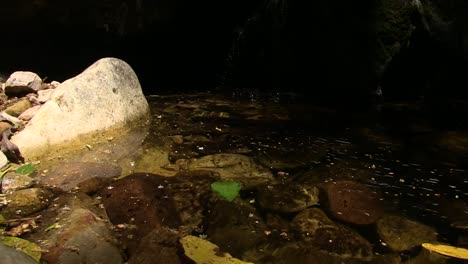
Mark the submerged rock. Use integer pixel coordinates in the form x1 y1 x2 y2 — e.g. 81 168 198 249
40 162 122 193
290 208 373 261
128 227 186 264
257 182 319 213
36 193 124 264
0 188 54 218
205 198 267 258
1 171 36 194
324 180 383 225
376 215 438 252
98 172 215 255
185 153 273 188
11 57 151 160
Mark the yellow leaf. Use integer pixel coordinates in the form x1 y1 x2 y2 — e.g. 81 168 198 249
422 243 468 260
180 235 254 264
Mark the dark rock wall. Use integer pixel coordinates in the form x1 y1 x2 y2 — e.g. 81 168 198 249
2 0 468 106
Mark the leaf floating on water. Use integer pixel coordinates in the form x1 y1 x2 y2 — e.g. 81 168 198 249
422 243 468 260
16 163 37 175
0 236 41 262
180 235 254 264
211 181 241 202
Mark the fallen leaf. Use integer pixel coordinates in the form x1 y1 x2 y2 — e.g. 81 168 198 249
211 181 241 202
180 235 253 264
422 243 468 260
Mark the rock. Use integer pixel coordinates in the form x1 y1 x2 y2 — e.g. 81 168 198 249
291 208 373 261
205 198 267 258
1 172 36 194
186 153 273 188
0 121 12 134
376 215 438 252
133 146 175 176
37 193 124 264
0 188 54 218
128 227 185 264
0 151 8 170
244 242 400 264
257 182 319 213
40 162 122 193
4 99 32 117
98 172 215 255
325 180 383 225
50 81 61 89
18 105 41 121
0 243 37 264
37 89 55 103
4 71 43 97
11 57 151 160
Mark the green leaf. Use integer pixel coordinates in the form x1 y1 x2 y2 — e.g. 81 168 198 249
0 236 41 262
45 223 61 232
15 164 37 175
211 181 241 202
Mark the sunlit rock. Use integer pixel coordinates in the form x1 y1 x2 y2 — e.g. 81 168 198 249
291 208 373 261
0 151 8 169
376 214 438 252
4 71 43 97
324 180 383 225
11 57 150 160
4 98 32 117
18 105 41 121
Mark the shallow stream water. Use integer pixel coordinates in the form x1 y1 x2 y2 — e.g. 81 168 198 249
31 90 468 263
145 91 468 261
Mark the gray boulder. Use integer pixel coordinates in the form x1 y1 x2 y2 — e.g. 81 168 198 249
0 243 37 264
4 71 43 96
11 57 150 160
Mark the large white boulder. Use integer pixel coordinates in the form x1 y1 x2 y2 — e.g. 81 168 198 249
11 57 150 160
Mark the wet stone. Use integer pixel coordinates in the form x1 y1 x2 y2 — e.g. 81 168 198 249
290 208 373 261
40 162 122 193
257 182 319 213
4 98 32 117
205 198 267 258
1 171 36 194
325 180 383 225
98 172 215 255
40 206 124 264
0 187 54 218
128 227 185 264
376 215 438 252
186 153 273 189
